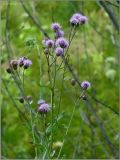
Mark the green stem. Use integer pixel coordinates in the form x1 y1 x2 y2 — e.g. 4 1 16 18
57 97 80 159
30 108 38 159
50 57 57 156
36 43 42 98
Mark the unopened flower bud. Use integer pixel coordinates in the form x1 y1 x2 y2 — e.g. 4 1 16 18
26 95 32 103
81 95 87 100
71 79 76 86
10 60 18 70
19 97 24 103
44 48 49 55
6 66 12 74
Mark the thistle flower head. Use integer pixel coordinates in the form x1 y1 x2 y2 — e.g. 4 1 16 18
55 47 64 56
55 30 64 39
6 66 12 74
10 60 18 70
42 39 54 48
44 48 49 55
42 38 49 46
56 37 69 48
37 100 45 105
72 13 82 19
38 103 50 114
18 57 27 67
45 39 54 48
70 13 88 26
81 81 91 90
79 15 88 24
70 17 79 26
27 95 33 104
19 97 24 103
81 95 87 100
23 59 32 69
51 23 61 32
71 79 76 86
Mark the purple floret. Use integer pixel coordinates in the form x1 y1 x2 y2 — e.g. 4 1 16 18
55 47 64 56
23 59 32 69
46 39 54 48
55 30 64 38
72 13 82 19
38 103 50 114
70 17 79 26
37 100 45 105
56 37 69 48
42 38 49 46
51 23 61 32
70 13 88 25
79 15 88 24
81 81 91 90
18 57 27 67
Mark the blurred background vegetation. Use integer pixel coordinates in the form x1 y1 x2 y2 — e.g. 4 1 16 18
1 0 119 159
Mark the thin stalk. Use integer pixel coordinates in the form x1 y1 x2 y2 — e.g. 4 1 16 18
30 107 38 159
72 121 83 158
57 97 80 159
57 26 77 116
85 99 117 156
36 44 42 98
57 105 76 159
65 26 77 58
16 68 39 157
50 57 57 155
57 65 66 116
22 69 25 92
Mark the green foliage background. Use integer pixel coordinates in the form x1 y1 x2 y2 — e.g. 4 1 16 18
1 0 119 159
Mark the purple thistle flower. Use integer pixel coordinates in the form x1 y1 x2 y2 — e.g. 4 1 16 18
81 81 91 90
51 23 61 32
42 38 49 46
18 57 27 67
56 37 69 48
55 30 64 38
23 59 32 69
42 39 46 46
72 13 82 19
55 47 64 56
70 17 79 26
70 13 88 25
37 100 45 105
38 103 50 114
79 15 88 24
45 39 54 48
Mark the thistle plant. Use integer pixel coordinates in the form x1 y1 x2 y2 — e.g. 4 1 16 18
5 12 90 159
5 10 117 159
2 0 119 158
